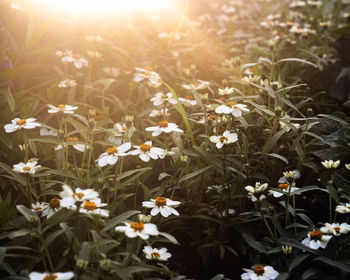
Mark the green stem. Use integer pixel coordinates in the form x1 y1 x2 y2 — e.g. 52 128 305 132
261 211 276 241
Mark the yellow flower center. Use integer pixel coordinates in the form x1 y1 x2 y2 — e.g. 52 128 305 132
43 275 58 280
16 119 27 125
209 114 216 120
122 126 127 131
130 222 144 232
161 94 168 99
254 266 265 276
278 183 289 190
194 84 200 88
151 252 160 259
220 136 228 142
57 104 66 109
227 101 237 107
106 146 117 155
158 121 168 128
84 201 97 211
155 197 167 207
144 66 153 71
67 137 78 142
185 95 194 100
310 230 323 241
333 226 341 233
22 166 31 171
140 144 151 152
34 207 42 211
73 192 84 199
49 198 60 209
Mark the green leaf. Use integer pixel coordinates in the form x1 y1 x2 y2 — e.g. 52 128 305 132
278 238 320 255
242 233 267 253
314 257 350 273
262 127 288 153
317 114 348 126
276 58 318 68
2 87 15 112
78 242 90 261
16 205 37 222
159 232 180 245
179 165 213 183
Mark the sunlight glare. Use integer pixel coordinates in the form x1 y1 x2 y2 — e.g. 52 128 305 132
25 0 175 17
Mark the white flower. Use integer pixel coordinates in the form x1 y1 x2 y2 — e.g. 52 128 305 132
58 79 77 88
149 108 169 118
321 160 340 169
245 182 268 202
206 185 224 193
85 35 104 41
79 198 109 217
134 67 161 88
55 137 89 153
345 164 350 170
13 160 41 174
142 196 180 217
158 149 176 159
128 141 165 162
103 67 120 78
182 80 209 91
143 246 172 261
209 130 238 149
115 221 159 240
241 265 279 280
40 128 57 137
86 50 103 59
178 95 197 106
215 101 250 117
48 104 78 114
29 271 74 280
301 230 332 249
145 121 183 136
335 203 350 214
59 184 99 202
4 118 41 133
320 223 350 236
150 92 177 106
59 51 88 69
97 142 131 167
218 87 234 96
31 202 48 212
41 198 76 219
279 118 300 131
268 178 299 198
283 169 301 180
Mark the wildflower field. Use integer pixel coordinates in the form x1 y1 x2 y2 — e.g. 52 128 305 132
1 0 350 279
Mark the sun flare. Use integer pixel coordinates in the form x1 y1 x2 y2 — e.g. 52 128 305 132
21 0 175 17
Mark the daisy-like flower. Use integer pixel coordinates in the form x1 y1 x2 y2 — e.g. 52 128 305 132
115 221 159 240
143 246 172 261
283 169 301 180
178 95 197 106
29 271 74 280
42 197 76 219
150 92 177 106
268 178 299 198
215 101 250 117
335 202 350 214
4 118 41 133
13 160 41 174
209 130 238 149
301 230 332 249
31 202 48 213
58 79 77 88
55 137 89 153
59 184 99 202
245 182 268 202
142 196 181 217
321 160 340 169
182 80 209 91
80 198 109 217
58 51 88 69
128 141 165 162
134 67 161 88
86 50 103 59
218 87 234 96
145 121 183 136
40 128 57 137
320 222 350 236
48 104 78 114
97 142 131 167
241 265 279 280
149 108 169 118
103 67 120 78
